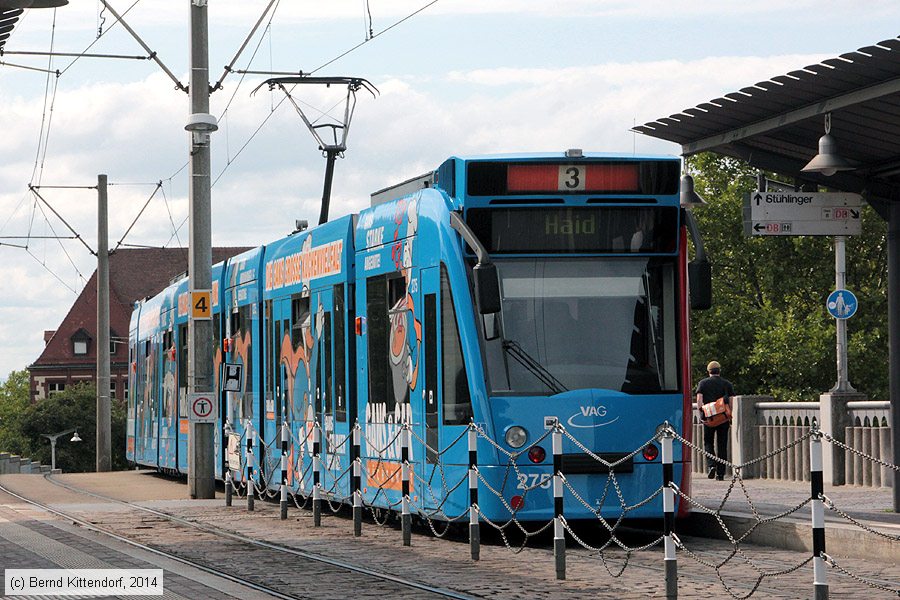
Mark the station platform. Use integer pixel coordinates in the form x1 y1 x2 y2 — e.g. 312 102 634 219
687 474 899 563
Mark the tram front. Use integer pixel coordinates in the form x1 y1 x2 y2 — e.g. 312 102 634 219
453 153 698 521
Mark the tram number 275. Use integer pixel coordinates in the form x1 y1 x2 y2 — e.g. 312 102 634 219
517 473 551 490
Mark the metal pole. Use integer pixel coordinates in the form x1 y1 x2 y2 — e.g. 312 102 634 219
51 438 57 472
468 424 480 561
662 427 678 598
810 430 828 599
831 236 855 393
313 421 322 526
401 422 411 546
187 0 216 499
280 420 289 520
552 426 566 580
889 202 900 512
247 421 255 511
96 174 111 472
352 422 362 536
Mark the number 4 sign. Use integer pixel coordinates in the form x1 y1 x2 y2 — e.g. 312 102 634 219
192 290 211 320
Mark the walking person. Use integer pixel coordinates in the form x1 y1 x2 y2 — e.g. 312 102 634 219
696 361 735 481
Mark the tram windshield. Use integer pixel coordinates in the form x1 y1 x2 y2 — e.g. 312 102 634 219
484 257 679 395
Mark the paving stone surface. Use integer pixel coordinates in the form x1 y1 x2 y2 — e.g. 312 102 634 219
1 471 897 599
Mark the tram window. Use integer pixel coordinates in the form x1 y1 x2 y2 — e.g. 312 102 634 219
367 273 408 415
239 304 254 418
178 324 188 390
230 309 241 339
324 310 332 415
212 318 220 395
163 330 173 357
334 285 346 422
441 264 472 425
266 300 274 402
292 295 310 348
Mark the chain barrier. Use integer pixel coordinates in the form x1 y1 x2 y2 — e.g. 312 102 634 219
221 415 898 598
822 553 900 596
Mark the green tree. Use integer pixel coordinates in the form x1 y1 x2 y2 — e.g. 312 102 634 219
18 382 128 472
0 370 33 456
689 153 888 401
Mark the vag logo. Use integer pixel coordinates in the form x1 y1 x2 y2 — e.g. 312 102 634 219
566 405 620 429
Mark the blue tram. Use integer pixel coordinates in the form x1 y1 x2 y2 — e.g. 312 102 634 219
128 151 706 521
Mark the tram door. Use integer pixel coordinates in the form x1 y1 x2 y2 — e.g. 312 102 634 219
420 267 441 508
313 287 350 495
266 297 291 479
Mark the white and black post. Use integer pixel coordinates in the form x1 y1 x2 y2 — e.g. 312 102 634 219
224 468 233 507
661 425 678 598
352 422 363 536
313 421 322 527
280 420 289 520
246 421 255 512
401 422 412 546
553 425 566 580
811 429 828 599
468 423 480 561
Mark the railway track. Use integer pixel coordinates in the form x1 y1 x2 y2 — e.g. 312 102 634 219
3 473 892 599
0 475 473 600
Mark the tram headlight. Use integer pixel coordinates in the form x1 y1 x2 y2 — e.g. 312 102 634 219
505 426 528 449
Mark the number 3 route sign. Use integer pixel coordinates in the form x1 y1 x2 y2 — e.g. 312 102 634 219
188 393 217 423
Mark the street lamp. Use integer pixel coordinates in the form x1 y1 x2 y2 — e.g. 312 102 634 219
40 428 80 471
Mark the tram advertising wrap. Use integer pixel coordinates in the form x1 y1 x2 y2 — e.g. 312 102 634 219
127 151 700 522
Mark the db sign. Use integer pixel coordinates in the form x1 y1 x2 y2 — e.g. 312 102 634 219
188 393 217 423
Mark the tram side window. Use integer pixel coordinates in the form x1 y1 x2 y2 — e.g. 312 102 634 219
292 295 310 348
441 264 472 425
367 273 408 415
238 304 254 419
178 324 188 390
265 300 274 404
333 284 346 422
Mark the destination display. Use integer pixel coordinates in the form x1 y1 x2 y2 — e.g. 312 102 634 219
466 207 678 254
466 160 680 196
745 191 863 236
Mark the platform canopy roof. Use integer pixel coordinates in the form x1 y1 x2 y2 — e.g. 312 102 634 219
634 36 900 218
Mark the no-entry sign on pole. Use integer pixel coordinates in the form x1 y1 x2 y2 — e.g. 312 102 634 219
188 393 217 423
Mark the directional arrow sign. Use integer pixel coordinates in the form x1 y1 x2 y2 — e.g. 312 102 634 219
746 191 863 236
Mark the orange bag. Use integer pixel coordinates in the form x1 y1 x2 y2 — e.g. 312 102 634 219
701 397 731 427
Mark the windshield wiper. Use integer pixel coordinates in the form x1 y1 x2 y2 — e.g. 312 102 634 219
502 339 568 395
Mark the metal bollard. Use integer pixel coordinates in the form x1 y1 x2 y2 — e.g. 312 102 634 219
810 430 828 600
280 421 289 520
313 421 322 527
246 422 255 512
661 426 678 598
225 468 233 507
401 422 412 546
352 422 362 536
468 424 480 561
552 426 566 580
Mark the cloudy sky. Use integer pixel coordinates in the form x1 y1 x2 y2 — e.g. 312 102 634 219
0 1 897 379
